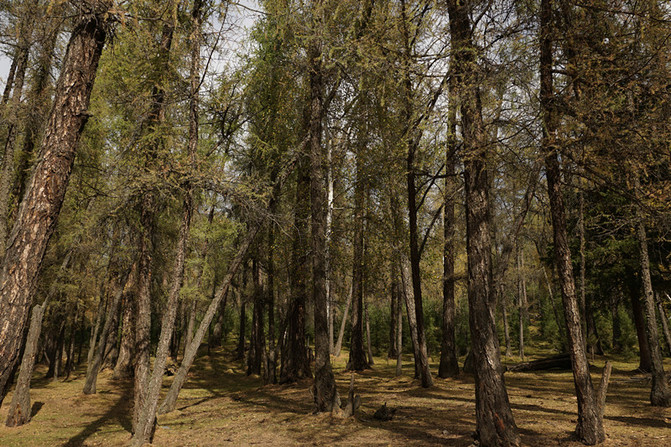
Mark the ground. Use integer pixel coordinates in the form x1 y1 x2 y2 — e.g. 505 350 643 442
0 346 669 446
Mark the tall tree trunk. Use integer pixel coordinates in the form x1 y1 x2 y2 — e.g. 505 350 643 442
0 3 111 404
400 256 422 380
247 256 265 376
281 151 311 381
540 0 604 442
518 250 526 361
447 0 519 444
395 269 403 377
348 150 369 371
326 142 335 355
131 4 201 436
439 119 459 378
308 0 338 412
389 274 398 359
266 218 277 384
635 210 670 406
401 4 433 387
5 299 47 426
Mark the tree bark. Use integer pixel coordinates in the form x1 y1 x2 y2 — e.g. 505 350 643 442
635 212 670 406
281 148 311 381
334 282 352 358
348 149 369 371
395 269 403 377
657 293 671 357
247 256 265 376
629 280 652 372
113 279 136 379
439 118 459 378
540 0 604 441
400 0 432 388
447 0 519 444
308 0 338 413
0 2 111 404
5 300 47 426
131 5 202 436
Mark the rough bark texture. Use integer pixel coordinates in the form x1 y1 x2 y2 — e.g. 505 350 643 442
5 301 46 427
447 0 520 445
0 3 110 404
439 113 459 378
540 0 604 442
635 217 671 406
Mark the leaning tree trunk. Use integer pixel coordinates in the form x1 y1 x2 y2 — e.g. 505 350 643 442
5 300 47 427
635 211 671 406
158 227 259 415
132 12 176 435
447 0 520 445
132 4 203 439
540 0 604 442
0 2 111 404
333 282 352 358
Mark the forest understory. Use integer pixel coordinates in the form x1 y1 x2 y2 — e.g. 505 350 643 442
1 345 669 447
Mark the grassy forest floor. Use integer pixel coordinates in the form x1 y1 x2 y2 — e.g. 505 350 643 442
0 345 670 446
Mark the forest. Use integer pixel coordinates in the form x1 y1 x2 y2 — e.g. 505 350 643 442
0 0 670 446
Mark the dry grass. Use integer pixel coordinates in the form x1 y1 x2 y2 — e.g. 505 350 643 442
0 346 669 446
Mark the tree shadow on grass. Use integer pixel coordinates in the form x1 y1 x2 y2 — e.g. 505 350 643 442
30 401 44 419
62 386 132 447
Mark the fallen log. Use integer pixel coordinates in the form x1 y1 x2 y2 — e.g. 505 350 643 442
505 353 571 372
